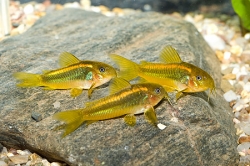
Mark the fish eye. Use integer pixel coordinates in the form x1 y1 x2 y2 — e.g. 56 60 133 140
155 88 161 94
196 75 202 81
99 67 106 73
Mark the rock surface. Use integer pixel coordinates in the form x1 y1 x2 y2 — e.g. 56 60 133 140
0 9 238 165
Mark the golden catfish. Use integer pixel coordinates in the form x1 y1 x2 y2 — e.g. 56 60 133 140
53 78 167 137
13 52 117 98
109 46 215 100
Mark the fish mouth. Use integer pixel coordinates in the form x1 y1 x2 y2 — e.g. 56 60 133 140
100 76 115 85
97 74 103 80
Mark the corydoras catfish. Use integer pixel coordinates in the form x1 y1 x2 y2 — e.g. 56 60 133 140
53 78 167 137
13 52 117 98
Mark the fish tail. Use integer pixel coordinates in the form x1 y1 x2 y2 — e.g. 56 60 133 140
13 72 42 87
53 109 85 137
109 54 139 81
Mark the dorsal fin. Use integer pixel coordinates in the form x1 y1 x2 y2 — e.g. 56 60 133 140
159 46 182 63
59 52 81 67
109 77 131 95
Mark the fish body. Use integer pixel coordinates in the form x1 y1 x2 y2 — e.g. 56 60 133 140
13 52 117 97
109 46 215 99
53 78 166 137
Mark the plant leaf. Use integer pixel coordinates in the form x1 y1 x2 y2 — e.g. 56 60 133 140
232 0 250 31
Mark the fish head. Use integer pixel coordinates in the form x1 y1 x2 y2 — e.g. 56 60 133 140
188 67 216 94
144 83 166 106
92 62 117 85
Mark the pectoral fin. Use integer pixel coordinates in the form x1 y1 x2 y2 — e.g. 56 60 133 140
124 114 136 126
88 83 96 98
175 85 188 100
144 106 158 126
165 93 173 106
71 88 83 97
172 82 188 101
175 91 188 101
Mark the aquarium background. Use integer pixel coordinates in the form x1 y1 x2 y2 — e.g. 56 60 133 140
17 0 234 14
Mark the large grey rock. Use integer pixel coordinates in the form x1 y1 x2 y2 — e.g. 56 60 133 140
0 9 238 165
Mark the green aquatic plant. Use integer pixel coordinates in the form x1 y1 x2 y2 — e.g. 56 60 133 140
231 0 250 35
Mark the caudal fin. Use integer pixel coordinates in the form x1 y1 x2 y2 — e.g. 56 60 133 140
13 72 42 87
109 54 139 81
53 109 85 137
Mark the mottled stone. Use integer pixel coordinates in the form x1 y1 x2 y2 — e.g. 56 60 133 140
31 112 43 122
221 79 234 93
0 161 7 166
0 9 238 165
8 154 29 164
0 143 3 152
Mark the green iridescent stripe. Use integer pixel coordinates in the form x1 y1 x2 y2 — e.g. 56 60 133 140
42 68 92 83
141 63 191 82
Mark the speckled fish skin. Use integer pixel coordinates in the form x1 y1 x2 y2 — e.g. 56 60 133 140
139 61 215 93
38 61 116 90
13 52 117 97
53 78 166 137
78 83 165 120
109 45 216 99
